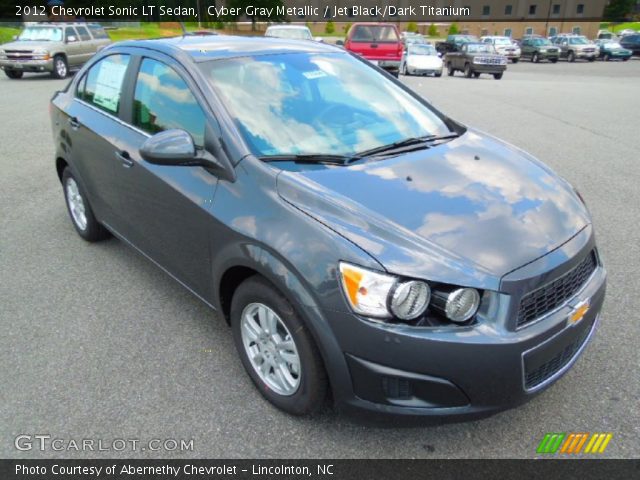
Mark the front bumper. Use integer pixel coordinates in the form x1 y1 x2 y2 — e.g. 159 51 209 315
472 64 507 74
408 66 443 76
322 238 606 418
574 51 598 59
537 50 560 59
0 58 54 72
370 59 401 71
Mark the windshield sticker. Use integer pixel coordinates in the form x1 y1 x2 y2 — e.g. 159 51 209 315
302 70 328 80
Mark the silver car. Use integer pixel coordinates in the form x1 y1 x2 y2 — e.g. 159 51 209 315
0 23 111 79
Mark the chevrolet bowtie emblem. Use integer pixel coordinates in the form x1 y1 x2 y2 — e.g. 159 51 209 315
570 299 590 325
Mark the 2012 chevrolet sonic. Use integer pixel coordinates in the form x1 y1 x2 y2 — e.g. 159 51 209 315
50 36 606 418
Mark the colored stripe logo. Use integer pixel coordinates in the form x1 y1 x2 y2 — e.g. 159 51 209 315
537 433 612 454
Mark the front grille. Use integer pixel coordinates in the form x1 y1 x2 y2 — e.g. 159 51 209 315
5 50 34 61
524 323 591 389
517 251 597 328
476 56 505 65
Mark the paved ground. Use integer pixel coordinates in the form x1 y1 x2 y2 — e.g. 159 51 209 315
1 58 639 459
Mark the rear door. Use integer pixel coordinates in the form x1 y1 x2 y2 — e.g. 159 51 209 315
87 24 112 51
111 54 217 298
63 53 132 226
346 25 402 61
63 26 83 66
73 25 95 64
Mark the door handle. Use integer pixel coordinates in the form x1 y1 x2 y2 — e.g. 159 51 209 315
115 150 134 168
68 116 80 129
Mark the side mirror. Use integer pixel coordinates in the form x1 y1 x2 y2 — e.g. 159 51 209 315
315 37 324 43
139 129 200 166
335 40 344 46
67 35 77 43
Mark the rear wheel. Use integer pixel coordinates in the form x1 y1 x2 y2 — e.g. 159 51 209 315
447 62 455 76
231 276 328 415
473 72 481 78
494 73 503 80
402 63 409 76
435 71 442 77
512 58 519 64
51 55 68 79
550 58 559 63
622 57 629 62
4 69 23 79
61 168 109 242
464 63 473 78
568 51 576 62
604 53 611 61
588 56 596 62
532 52 540 63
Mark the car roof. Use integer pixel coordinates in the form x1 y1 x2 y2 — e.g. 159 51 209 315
266 25 310 30
114 35 340 62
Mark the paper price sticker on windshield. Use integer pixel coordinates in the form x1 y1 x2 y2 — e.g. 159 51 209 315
302 70 327 80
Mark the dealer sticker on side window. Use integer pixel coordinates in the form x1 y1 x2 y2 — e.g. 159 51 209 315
302 70 328 79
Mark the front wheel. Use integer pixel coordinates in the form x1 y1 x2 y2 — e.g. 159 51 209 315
532 53 540 63
4 69 23 79
61 168 110 242
604 54 610 61
568 51 576 62
494 73 503 80
51 55 68 79
447 62 455 76
512 58 519 64
435 71 442 77
550 58 559 63
464 63 473 78
231 276 328 415
473 72 481 78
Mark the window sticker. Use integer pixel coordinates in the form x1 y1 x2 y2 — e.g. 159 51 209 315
302 70 328 80
93 61 128 113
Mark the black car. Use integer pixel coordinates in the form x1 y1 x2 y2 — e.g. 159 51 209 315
50 36 605 419
619 34 640 56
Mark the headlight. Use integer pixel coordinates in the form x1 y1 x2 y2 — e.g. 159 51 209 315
0 50 6 59
390 280 431 320
339 262 396 318
432 288 480 323
32 49 50 60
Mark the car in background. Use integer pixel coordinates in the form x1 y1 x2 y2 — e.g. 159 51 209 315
50 35 605 419
551 35 598 62
520 37 560 63
619 34 640 56
445 42 507 79
0 22 111 79
597 30 616 40
401 43 443 77
403 33 428 47
480 36 521 63
594 39 632 61
617 29 638 37
265 25 313 41
344 23 403 77
436 34 479 55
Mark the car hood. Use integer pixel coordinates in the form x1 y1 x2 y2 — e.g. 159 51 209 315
0 40 61 50
277 130 590 288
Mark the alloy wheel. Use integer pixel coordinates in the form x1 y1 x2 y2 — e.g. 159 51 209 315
240 302 301 396
66 178 87 231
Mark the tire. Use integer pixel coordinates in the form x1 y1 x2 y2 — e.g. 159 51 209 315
402 63 409 76
447 62 454 76
51 55 68 79
61 168 109 242
435 72 442 77
604 54 610 61
473 72 481 78
512 58 519 64
550 58 558 63
494 73 503 80
588 57 595 62
532 52 540 63
568 51 576 63
4 69 23 79
464 63 472 78
623 57 629 62
231 276 328 415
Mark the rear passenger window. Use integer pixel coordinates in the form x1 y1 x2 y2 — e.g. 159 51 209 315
133 58 206 146
88 24 109 40
64 27 77 41
76 26 91 41
81 54 130 115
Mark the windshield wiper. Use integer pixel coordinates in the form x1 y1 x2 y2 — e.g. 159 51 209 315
260 154 359 166
356 133 460 158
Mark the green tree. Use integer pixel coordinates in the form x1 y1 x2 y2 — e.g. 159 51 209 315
427 23 438 37
448 23 459 35
407 22 419 33
325 21 335 34
343 23 352 34
603 0 635 21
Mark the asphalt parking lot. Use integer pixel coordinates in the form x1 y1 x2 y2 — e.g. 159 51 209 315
1 58 639 459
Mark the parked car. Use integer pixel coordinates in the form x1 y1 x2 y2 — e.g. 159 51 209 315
520 37 560 63
344 23 403 76
619 34 640 56
50 35 605 419
436 34 479 54
265 25 313 41
617 29 638 37
480 36 521 62
551 35 598 62
594 39 632 61
597 30 615 40
445 42 507 79
0 22 111 79
401 44 443 76
404 34 428 47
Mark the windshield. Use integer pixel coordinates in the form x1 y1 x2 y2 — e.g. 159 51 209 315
466 44 494 54
493 38 512 45
604 42 622 48
18 27 63 42
267 28 312 40
200 53 451 157
533 39 552 46
454 35 478 44
408 45 437 55
568 37 589 45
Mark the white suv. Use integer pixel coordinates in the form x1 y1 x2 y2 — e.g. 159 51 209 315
481 36 521 63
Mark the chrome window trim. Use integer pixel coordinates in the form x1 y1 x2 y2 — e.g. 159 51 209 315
74 98 151 138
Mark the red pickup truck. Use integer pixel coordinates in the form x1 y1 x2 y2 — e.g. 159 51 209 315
343 23 403 76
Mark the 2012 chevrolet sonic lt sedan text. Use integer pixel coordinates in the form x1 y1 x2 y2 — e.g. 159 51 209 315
50 36 606 419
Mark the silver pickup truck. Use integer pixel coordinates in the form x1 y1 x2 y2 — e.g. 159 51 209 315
0 23 111 79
